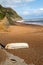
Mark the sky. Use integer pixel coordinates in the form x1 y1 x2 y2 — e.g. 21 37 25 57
0 0 43 20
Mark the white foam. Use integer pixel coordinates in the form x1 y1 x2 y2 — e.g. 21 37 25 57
5 43 29 49
16 20 24 23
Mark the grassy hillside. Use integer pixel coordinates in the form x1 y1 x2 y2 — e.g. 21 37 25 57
0 5 22 31
0 5 22 24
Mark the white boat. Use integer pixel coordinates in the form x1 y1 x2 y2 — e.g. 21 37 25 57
5 43 29 49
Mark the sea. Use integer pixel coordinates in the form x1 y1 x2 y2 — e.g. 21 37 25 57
17 20 43 26
23 21 43 26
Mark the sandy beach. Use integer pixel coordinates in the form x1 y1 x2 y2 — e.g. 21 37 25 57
0 23 43 65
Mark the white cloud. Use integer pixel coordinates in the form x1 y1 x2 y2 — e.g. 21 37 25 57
13 0 21 3
0 0 35 5
33 8 43 14
23 10 30 15
0 0 36 9
11 0 35 3
22 8 43 15
40 8 43 11
25 0 35 2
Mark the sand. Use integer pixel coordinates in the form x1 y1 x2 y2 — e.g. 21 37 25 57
0 49 7 64
0 49 28 65
0 23 43 65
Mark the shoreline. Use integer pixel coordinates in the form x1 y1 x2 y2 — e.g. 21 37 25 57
15 22 43 27
0 22 43 33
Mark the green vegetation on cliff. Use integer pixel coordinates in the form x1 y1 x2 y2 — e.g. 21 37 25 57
0 5 22 31
0 5 22 24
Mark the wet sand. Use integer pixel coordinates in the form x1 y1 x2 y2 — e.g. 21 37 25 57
0 23 43 65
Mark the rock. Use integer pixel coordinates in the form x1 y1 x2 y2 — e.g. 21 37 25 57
0 49 28 65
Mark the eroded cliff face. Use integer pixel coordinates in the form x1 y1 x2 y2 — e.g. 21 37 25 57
0 5 22 31
0 17 10 31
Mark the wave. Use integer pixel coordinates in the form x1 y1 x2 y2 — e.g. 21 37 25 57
23 21 43 26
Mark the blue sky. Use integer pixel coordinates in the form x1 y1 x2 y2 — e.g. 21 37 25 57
0 0 43 20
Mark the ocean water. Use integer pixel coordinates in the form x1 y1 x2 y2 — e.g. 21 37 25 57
23 21 43 26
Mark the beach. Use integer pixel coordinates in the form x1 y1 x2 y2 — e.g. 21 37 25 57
0 23 43 65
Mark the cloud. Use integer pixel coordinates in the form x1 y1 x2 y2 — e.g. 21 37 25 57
10 0 35 3
33 8 43 15
23 10 29 15
25 0 35 2
22 8 43 16
40 8 43 11
0 0 35 9
12 0 21 3
21 8 43 16
0 0 35 5
14 0 35 3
